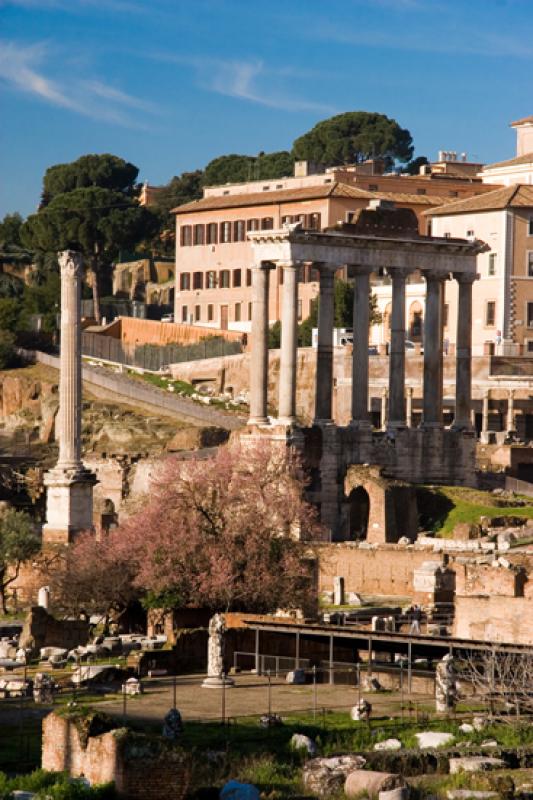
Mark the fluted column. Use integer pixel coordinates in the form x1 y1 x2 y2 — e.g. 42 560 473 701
278 262 298 424
248 263 272 425
452 272 476 431
422 271 446 428
314 266 335 423
388 269 409 429
57 250 83 470
351 267 372 429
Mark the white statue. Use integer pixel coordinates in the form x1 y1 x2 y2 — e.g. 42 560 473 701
202 613 234 688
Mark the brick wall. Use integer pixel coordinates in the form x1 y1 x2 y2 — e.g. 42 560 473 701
42 713 190 800
453 596 533 645
317 543 436 597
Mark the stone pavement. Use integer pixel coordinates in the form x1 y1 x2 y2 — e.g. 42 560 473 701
100 673 425 725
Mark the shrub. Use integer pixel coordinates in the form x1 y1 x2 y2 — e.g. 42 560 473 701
0 329 16 369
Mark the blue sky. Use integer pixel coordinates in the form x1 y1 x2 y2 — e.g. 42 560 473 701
1 0 533 217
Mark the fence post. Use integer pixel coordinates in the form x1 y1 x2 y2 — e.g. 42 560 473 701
312 666 317 719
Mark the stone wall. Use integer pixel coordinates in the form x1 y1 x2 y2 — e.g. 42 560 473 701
42 713 190 800
453 595 533 645
317 543 437 598
20 607 89 655
454 562 526 599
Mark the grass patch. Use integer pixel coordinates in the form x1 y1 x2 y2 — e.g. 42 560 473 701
417 485 533 537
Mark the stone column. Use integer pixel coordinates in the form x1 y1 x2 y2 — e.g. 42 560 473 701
351 267 372 429
506 389 516 436
248 263 272 425
452 273 476 431
422 271 446 428
406 386 414 428
314 266 335 423
381 388 388 430
43 251 96 546
480 389 490 442
388 269 408 430
278 262 298 424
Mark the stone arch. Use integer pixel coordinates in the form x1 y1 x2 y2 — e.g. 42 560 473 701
348 486 370 540
408 301 423 341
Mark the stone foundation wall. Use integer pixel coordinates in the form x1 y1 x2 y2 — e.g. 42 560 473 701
317 543 436 598
42 713 190 800
20 607 89 654
453 595 533 645
454 562 525 598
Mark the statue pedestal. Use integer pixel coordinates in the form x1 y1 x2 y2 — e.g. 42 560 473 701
202 674 235 689
42 466 97 546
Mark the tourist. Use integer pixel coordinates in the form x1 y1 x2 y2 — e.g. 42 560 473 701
409 604 422 634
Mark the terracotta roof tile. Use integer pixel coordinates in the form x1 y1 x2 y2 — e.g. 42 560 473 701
426 184 533 216
172 182 375 214
375 191 455 206
511 116 533 126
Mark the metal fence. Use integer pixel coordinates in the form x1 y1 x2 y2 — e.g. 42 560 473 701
82 331 243 372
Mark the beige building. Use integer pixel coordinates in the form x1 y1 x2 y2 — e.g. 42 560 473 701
172 159 493 333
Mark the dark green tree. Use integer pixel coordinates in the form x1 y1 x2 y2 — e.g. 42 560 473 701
203 151 294 187
404 155 429 175
0 330 16 369
296 279 381 347
0 508 40 613
0 213 24 249
41 153 139 206
292 111 414 168
22 180 158 323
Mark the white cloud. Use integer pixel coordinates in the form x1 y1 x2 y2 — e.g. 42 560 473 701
0 39 155 127
148 51 336 114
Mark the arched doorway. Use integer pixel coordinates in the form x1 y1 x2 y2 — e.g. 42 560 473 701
348 486 370 540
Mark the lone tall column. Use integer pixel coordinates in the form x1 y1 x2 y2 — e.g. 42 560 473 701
480 389 490 442
452 273 475 431
351 267 372 429
314 266 335 423
422 271 445 428
248 263 272 425
506 389 516 438
43 251 96 545
388 269 408 430
278 262 299 425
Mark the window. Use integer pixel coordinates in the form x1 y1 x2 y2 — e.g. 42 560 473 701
233 268 242 287
194 305 201 322
207 304 214 321
261 217 274 230
246 269 252 286
307 212 321 230
220 221 232 243
247 218 260 231
193 224 205 245
193 271 203 290
206 223 218 244
207 271 217 289
529 217 533 236
276 184 283 189
443 303 449 328
443 232 451 239
449 191 459 198
233 220 246 242
281 215 291 225
248 302 252 321
235 303 241 322
180 225 192 246
466 229 475 238
486 301 496 327
527 339 533 353
369 183 378 191
219 270 230 288
223 190 230 195
528 302 533 328
181 305 188 323
488 253 497 276
180 272 190 291
417 188 427 195
262 185 270 191
528 252 533 277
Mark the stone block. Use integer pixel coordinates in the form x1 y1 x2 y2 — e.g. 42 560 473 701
345 770 406 798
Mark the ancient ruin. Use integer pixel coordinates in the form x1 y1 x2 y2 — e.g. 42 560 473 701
42 251 96 545
246 209 486 538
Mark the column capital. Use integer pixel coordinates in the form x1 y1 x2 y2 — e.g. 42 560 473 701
58 250 83 279
277 260 299 269
389 267 412 280
454 271 478 284
423 269 448 283
347 264 373 276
